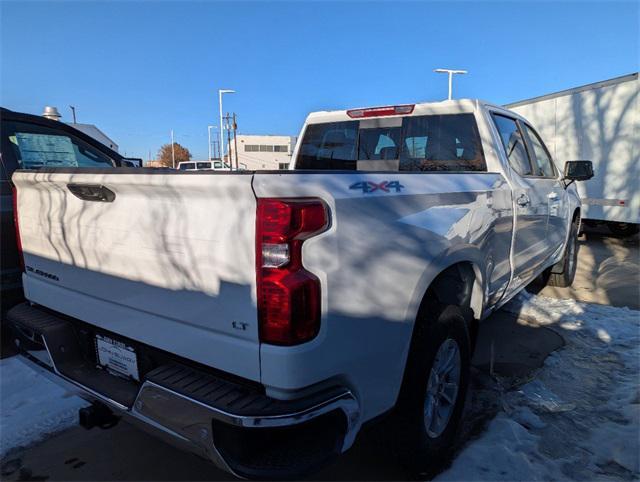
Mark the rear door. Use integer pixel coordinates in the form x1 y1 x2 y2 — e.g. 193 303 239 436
0 132 22 300
491 113 550 285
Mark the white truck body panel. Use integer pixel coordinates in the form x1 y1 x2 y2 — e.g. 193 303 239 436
507 73 639 224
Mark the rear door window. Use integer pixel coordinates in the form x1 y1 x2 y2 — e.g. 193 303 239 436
296 114 486 171
4 121 116 169
491 114 533 176
197 162 212 169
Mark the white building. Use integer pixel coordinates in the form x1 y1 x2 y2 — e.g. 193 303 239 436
69 123 119 152
41 105 119 152
227 135 296 170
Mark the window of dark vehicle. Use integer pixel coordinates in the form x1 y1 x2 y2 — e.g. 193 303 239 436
522 124 556 178
491 114 533 176
296 114 485 171
399 114 486 171
4 121 115 169
296 121 358 169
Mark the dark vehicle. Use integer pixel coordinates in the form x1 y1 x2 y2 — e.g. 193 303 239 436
0 107 130 310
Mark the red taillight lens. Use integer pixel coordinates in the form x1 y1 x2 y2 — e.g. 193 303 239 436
12 186 25 272
256 198 329 345
346 104 415 118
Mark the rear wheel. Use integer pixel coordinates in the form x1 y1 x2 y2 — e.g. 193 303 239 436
392 302 470 478
548 219 579 287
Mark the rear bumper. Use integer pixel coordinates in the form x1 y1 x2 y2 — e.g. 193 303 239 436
7 303 361 479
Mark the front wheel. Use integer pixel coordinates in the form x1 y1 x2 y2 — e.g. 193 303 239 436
392 303 470 478
548 219 579 287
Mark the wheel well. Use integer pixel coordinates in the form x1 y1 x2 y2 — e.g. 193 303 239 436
415 262 482 346
573 208 581 223
572 208 581 233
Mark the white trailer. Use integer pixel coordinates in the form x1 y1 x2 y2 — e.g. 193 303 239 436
506 73 639 236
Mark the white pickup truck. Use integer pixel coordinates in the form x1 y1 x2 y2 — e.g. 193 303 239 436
8 99 592 478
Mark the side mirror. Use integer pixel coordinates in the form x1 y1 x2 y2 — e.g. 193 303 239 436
564 160 593 181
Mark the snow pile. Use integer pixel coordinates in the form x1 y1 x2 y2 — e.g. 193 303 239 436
438 293 640 481
0 357 87 457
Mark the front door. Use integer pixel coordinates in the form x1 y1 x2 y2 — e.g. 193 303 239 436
521 122 570 257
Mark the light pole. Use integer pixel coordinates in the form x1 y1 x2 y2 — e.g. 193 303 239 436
218 89 235 166
170 129 175 168
434 68 468 100
208 125 217 161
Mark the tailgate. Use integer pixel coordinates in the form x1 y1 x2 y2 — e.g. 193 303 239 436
13 170 260 381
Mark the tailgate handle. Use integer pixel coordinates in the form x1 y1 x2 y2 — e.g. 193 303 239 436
67 184 115 202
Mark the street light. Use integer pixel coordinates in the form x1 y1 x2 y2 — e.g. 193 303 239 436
170 129 175 168
434 68 468 100
218 89 235 166
208 125 217 161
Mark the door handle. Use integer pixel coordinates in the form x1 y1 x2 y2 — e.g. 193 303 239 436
548 192 559 200
67 184 116 202
516 194 530 207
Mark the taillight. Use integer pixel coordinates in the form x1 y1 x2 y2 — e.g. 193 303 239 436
256 198 329 345
346 104 415 118
12 186 25 272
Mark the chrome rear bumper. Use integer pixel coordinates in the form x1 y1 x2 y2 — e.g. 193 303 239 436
8 303 361 479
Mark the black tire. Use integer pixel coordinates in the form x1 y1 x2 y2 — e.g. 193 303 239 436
607 222 640 237
392 302 470 478
548 219 579 287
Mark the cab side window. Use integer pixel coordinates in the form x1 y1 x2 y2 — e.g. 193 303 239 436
4 121 115 169
522 124 556 178
491 114 533 176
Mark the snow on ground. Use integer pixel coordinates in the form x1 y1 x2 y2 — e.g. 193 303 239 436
0 357 87 457
437 293 640 481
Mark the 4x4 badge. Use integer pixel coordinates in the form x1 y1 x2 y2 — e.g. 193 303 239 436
349 181 405 194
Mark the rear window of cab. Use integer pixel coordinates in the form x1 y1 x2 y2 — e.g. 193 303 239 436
296 113 486 172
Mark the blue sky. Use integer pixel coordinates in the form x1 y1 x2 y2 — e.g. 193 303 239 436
1 1 637 160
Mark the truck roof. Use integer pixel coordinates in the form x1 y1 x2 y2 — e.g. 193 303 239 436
304 99 507 124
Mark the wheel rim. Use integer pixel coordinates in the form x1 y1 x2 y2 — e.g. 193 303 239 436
424 338 461 438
